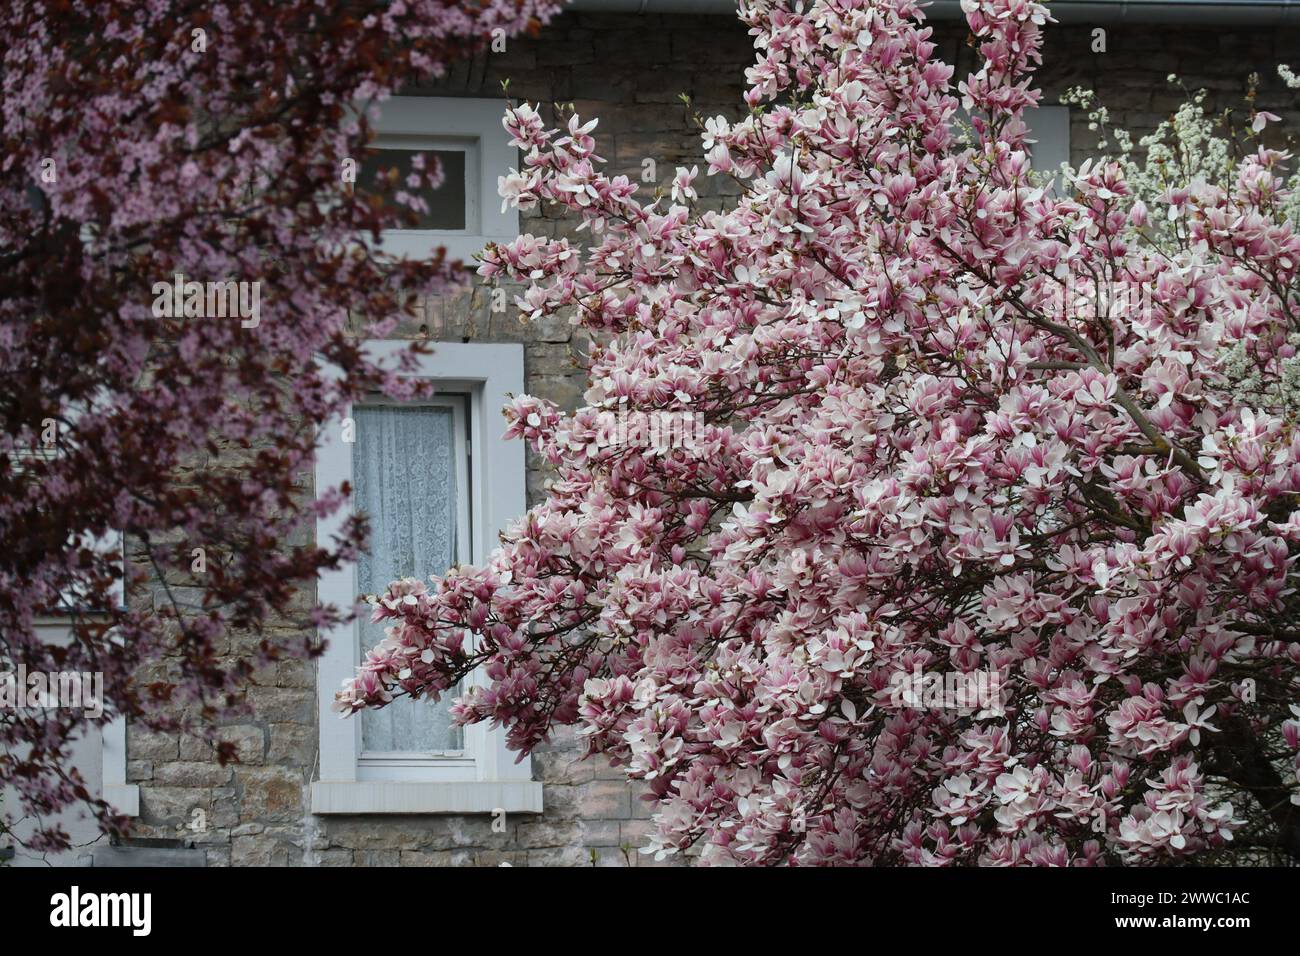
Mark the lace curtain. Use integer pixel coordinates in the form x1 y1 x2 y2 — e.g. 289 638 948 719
354 404 464 753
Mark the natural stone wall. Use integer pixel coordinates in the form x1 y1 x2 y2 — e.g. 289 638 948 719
119 11 1300 867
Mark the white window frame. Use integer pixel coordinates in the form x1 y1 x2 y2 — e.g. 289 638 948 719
15 438 125 614
953 104 1070 189
36 620 136 817
1026 104 1070 189
2 620 137 866
5 447 136 861
366 97 518 263
312 342 542 815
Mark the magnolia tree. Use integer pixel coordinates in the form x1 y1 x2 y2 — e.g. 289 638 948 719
340 0 1300 865
1 0 561 853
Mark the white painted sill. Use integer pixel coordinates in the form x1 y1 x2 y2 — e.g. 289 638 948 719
310 780 543 815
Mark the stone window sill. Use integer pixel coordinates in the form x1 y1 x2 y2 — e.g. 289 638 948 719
310 780 544 815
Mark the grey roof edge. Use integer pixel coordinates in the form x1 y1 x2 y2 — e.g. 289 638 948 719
568 0 1300 26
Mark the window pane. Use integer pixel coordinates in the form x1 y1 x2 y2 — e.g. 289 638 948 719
360 148 467 231
354 404 463 753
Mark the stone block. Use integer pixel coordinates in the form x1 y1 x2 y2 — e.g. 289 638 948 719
238 766 305 823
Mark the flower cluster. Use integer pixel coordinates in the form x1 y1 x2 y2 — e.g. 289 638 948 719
341 0 1300 865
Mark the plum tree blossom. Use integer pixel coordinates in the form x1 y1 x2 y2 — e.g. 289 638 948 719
1 0 561 853
341 0 1300 865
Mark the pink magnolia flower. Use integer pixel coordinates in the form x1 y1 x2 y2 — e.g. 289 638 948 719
338 0 1300 865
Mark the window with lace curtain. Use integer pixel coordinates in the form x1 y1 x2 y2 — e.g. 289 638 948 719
353 398 470 771
313 341 542 815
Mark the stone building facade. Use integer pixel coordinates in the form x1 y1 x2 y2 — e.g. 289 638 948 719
50 6 1300 867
